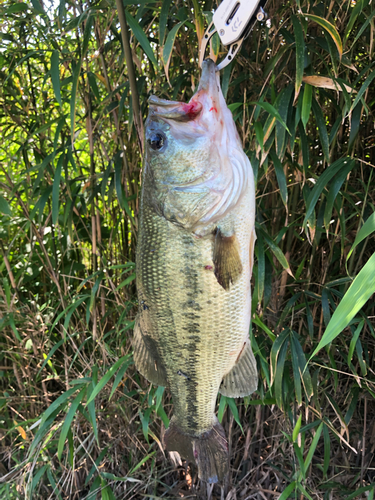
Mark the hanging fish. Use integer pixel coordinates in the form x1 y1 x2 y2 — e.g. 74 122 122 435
133 58 257 483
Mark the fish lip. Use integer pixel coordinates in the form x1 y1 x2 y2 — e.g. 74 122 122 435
197 58 218 94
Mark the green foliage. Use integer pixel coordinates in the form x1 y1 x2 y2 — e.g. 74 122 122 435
0 0 375 498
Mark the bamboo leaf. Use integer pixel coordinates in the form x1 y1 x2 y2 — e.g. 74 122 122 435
58 388 86 460
50 50 62 106
270 150 288 207
125 10 158 69
159 0 172 45
311 252 375 358
303 75 355 92
86 356 131 405
350 69 375 114
162 21 185 83
249 101 290 134
0 195 11 215
303 13 343 57
323 158 355 231
301 83 312 130
304 422 323 470
52 154 63 226
70 58 82 143
311 97 330 163
303 158 355 229
347 211 375 260
292 15 305 100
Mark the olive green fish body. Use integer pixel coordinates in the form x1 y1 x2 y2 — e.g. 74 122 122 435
134 59 257 483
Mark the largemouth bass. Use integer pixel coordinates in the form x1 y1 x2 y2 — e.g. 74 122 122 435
134 59 257 483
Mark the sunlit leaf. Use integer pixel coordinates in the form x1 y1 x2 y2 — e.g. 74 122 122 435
303 13 343 57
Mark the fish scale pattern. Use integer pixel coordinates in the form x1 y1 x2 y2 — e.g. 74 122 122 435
136 185 255 436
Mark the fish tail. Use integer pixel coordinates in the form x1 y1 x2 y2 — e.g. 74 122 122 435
164 416 228 483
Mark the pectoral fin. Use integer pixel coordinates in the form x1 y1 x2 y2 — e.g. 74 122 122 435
219 341 258 398
133 314 168 387
213 229 243 291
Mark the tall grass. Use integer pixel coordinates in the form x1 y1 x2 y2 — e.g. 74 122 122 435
0 0 374 498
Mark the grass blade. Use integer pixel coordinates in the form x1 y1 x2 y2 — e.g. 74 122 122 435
292 15 305 101
57 388 86 460
311 252 375 358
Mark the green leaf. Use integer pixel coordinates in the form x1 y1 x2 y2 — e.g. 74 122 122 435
109 355 133 400
270 150 288 207
311 97 330 163
303 158 355 229
163 21 185 66
6 3 28 14
50 50 62 106
304 422 323 471
292 414 302 442
311 252 375 358
217 395 227 423
257 233 265 302
276 85 294 156
302 13 343 57
86 356 131 405
70 58 82 143
292 15 305 99
82 13 93 57
323 158 355 231
58 388 86 460
162 21 185 81
253 314 276 342
227 397 243 432
347 211 375 260
159 0 172 45
347 319 364 367
350 69 375 114
0 195 11 216
125 10 158 69
31 0 45 14
52 154 63 225
257 225 293 276
278 481 296 500
249 101 290 134
301 83 312 130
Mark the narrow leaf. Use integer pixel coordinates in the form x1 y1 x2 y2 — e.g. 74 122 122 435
311 97 330 163
70 58 82 143
58 388 86 460
302 13 342 57
0 195 11 215
159 0 172 45
310 252 375 358
303 158 355 228
347 211 375 260
125 10 158 69
50 50 62 106
52 154 63 225
292 15 305 100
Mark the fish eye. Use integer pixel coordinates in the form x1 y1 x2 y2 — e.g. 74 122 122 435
147 132 166 151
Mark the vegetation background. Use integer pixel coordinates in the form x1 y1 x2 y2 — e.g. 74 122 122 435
1 0 375 498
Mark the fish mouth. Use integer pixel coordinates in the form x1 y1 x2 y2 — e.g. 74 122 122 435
197 58 218 94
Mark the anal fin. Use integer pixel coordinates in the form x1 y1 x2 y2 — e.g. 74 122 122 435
213 228 243 291
133 314 168 387
219 341 258 397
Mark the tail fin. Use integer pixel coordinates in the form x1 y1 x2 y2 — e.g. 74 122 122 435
164 416 228 483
